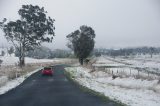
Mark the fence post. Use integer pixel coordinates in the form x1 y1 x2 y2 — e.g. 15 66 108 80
130 69 131 76
16 72 17 78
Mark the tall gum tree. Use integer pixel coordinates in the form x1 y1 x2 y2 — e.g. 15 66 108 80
0 5 55 67
67 25 95 65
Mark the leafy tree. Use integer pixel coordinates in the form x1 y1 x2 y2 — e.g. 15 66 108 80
8 46 14 56
0 5 55 67
67 25 95 65
26 46 52 59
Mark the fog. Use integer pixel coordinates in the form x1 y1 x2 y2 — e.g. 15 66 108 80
0 0 160 49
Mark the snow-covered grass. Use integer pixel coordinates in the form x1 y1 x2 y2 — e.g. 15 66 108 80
0 55 77 95
65 67 160 106
92 56 160 80
102 55 160 68
93 56 125 67
0 56 77 79
0 67 42 95
103 55 160 74
103 67 159 80
0 55 72 66
0 65 40 79
0 76 8 87
0 55 77 77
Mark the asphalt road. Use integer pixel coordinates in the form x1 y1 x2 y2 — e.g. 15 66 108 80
0 65 121 106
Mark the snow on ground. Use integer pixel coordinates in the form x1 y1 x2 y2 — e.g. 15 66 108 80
0 56 53 65
93 56 125 67
0 76 8 87
96 77 160 92
102 55 160 74
65 67 160 106
92 56 160 80
0 55 71 66
100 67 159 80
0 67 42 95
116 57 160 69
0 55 76 95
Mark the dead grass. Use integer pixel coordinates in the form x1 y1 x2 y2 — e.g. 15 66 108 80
0 65 39 79
0 58 78 80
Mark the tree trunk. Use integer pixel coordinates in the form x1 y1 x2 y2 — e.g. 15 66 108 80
19 43 25 67
21 56 25 67
21 43 25 67
19 54 25 67
19 57 24 67
79 58 83 65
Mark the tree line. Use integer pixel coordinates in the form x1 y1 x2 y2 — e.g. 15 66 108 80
15 46 72 59
93 47 160 58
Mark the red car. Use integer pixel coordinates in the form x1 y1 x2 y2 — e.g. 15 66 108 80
41 67 54 76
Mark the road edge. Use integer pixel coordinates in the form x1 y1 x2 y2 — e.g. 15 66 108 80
64 67 126 106
0 67 43 95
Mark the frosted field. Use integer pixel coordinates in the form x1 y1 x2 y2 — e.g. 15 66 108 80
1 56 52 65
0 55 76 93
64 55 160 105
104 55 160 73
93 56 160 79
0 68 42 95
0 55 71 66
65 67 160 106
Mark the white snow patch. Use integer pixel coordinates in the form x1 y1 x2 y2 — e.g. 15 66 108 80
0 76 8 87
65 67 160 106
0 67 42 95
93 56 124 67
102 55 160 74
0 56 54 66
0 55 73 66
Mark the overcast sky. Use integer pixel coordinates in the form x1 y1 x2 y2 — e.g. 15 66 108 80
0 0 160 49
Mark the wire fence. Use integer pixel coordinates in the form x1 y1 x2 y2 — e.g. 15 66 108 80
91 66 160 80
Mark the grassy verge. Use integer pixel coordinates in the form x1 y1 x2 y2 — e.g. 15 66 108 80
64 68 126 106
0 65 39 79
0 59 78 80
